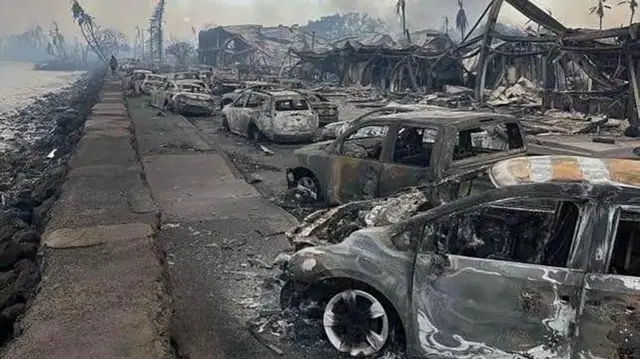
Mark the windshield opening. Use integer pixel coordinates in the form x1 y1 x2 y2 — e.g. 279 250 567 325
275 98 309 111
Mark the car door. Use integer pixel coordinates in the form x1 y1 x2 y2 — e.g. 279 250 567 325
243 93 266 133
574 204 640 358
327 123 391 203
411 195 592 358
226 93 249 133
378 124 441 198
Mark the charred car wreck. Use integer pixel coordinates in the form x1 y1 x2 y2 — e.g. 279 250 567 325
281 155 640 358
286 109 527 204
221 89 320 143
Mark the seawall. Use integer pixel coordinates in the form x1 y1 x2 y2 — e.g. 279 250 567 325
0 77 173 358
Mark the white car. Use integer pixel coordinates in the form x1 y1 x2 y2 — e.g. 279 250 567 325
140 74 167 95
151 81 214 115
221 89 319 143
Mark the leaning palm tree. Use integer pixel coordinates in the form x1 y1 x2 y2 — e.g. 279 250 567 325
456 0 468 41
394 0 408 41
590 0 611 29
618 0 638 24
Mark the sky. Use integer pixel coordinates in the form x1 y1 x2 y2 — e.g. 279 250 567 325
0 0 636 41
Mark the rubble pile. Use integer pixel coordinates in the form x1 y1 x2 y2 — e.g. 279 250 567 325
0 70 104 344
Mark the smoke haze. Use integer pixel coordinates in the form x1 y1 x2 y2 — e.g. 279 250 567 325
0 0 634 40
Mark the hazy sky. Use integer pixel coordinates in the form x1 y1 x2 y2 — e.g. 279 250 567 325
0 0 635 41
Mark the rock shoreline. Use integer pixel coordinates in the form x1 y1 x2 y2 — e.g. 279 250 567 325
0 69 105 345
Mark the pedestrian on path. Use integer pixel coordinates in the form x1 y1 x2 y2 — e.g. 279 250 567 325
109 55 118 76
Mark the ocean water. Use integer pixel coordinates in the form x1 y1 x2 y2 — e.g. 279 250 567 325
0 61 84 115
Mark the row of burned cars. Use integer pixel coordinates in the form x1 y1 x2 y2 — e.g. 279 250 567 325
277 104 640 358
125 68 340 142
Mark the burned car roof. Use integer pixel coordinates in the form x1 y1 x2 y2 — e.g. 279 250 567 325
354 109 518 129
490 155 640 189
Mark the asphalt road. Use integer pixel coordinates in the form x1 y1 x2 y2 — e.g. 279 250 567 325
127 96 339 359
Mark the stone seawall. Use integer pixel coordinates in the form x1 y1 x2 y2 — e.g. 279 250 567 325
0 71 104 345
0 77 173 359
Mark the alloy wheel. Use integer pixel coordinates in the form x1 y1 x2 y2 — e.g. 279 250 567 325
323 289 390 357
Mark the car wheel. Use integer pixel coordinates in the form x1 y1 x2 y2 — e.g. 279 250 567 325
296 175 321 201
323 289 390 357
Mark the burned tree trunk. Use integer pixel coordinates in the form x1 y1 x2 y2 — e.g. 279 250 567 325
475 0 505 102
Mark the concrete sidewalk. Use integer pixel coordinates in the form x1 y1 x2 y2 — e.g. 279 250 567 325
127 97 297 358
1 79 173 359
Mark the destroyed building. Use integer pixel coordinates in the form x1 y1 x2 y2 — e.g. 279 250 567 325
290 30 464 92
198 25 333 78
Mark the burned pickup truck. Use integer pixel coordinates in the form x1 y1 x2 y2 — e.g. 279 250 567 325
286 109 527 205
281 155 640 358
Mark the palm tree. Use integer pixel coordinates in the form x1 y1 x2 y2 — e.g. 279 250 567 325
456 0 468 41
71 0 107 64
590 0 611 29
619 0 638 24
394 0 407 41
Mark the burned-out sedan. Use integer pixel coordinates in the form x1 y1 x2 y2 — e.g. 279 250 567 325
140 73 167 95
221 89 319 143
286 110 527 204
282 155 640 358
151 80 214 115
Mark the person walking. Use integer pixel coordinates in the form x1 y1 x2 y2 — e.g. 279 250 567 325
109 55 118 76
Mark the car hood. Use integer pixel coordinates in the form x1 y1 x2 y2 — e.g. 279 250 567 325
285 187 429 249
293 140 333 156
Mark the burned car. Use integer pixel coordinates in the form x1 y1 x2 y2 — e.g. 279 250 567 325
319 103 449 141
127 69 152 93
170 71 200 81
298 90 339 126
140 73 167 95
281 155 640 358
221 89 319 143
150 80 214 115
286 110 526 204
218 82 283 109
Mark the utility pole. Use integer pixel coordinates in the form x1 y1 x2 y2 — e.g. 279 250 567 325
157 0 165 61
149 19 154 63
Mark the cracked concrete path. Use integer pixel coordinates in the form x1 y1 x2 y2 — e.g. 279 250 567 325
127 97 299 359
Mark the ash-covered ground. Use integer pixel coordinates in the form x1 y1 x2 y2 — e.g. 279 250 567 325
0 69 105 346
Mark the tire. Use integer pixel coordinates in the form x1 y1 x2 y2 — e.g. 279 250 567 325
323 289 391 357
295 172 321 201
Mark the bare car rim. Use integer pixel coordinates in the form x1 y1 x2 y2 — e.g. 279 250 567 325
297 176 319 198
323 290 389 357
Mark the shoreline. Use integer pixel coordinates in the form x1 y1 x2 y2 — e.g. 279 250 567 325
0 69 105 346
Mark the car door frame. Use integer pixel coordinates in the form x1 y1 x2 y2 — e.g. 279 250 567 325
573 202 640 358
378 122 443 198
227 92 250 133
325 120 394 204
242 92 267 135
406 186 595 358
